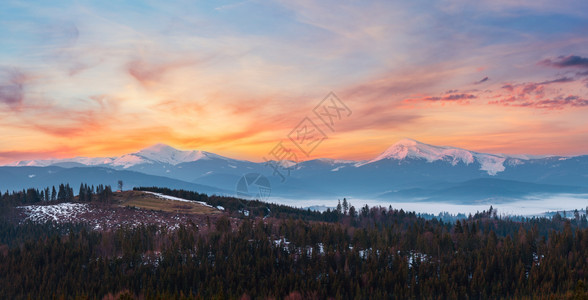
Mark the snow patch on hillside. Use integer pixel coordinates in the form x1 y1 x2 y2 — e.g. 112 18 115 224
19 203 91 222
474 154 506 175
144 191 213 208
17 202 215 231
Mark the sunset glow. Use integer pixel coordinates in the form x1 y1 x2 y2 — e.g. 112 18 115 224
1 0 588 163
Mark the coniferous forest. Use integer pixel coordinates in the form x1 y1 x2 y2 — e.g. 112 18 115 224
0 186 587 299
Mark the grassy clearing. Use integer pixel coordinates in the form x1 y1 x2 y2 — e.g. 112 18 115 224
113 191 221 215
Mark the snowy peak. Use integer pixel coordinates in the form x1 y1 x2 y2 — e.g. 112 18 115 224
368 138 474 165
133 143 211 166
359 138 508 175
5 140 570 177
7 144 223 169
139 143 179 155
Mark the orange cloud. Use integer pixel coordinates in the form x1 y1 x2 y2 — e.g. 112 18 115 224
1 2 588 164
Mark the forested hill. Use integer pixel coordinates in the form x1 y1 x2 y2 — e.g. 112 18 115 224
0 186 586 299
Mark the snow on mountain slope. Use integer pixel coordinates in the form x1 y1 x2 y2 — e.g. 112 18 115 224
10 157 116 167
8 144 223 169
360 138 475 165
134 143 213 165
315 158 357 165
5 139 565 176
475 155 506 175
357 138 518 175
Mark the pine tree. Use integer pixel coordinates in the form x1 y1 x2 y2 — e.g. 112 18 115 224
51 186 57 201
58 184 66 201
79 184 86 202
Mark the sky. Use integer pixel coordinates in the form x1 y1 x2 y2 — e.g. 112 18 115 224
1 0 588 164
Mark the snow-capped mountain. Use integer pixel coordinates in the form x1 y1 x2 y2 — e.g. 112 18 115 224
9 143 228 169
6 139 555 175
3 139 587 203
133 143 228 165
357 138 547 175
362 138 477 164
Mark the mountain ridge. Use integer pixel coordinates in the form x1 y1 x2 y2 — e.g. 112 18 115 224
8 143 233 169
1 139 587 202
5 139 572 176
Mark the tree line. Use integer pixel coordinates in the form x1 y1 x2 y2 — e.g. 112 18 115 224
0 187 586 299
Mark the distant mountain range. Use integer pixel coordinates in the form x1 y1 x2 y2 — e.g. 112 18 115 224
2 139 588 203
9 143 228 169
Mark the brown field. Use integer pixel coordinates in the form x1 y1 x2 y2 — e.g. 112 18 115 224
113 190 221 215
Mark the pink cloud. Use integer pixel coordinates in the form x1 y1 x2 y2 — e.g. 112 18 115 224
489 77 587 109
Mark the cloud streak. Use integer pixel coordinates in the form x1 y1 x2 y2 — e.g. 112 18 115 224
490 95 588 109
541 55 588 68
474 76 489 84
0 68 27 109
404 93 477 105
